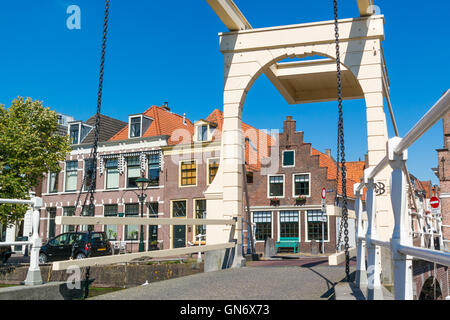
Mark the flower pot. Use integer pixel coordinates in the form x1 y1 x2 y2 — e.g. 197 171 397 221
270 199 280 206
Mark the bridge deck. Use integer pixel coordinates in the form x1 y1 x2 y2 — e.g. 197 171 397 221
91 259 351 300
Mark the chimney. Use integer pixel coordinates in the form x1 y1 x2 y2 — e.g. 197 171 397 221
162 101 170 111
183 113 186 125
325 149 332 157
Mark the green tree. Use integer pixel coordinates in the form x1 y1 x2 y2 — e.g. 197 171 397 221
0 97 71 226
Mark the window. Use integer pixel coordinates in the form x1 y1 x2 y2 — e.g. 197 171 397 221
197 125 208 141
127 157 141 188
283 150 295 167
253 212 272 241
105 159 119 189
83 158 95 191
268 175 284 197
246 172 254 184
280 211 299 238
130 117 141 138
148 154 160 186
81 206 94 232
47 208 56 239
69 124 79 144
195 199 207 242
294 174 310 196
125 204 139 241
172 200 186 218
147 202 158 216
48 172 59 193
307 210 328 241
104 204 118 240
63 207 75 233
147 202 158 249
180 161 196 186
65 161 78 192
208 159 219 184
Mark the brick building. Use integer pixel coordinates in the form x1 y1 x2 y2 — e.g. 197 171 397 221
436 111 450 251
246 116 365 254
39 106 365 256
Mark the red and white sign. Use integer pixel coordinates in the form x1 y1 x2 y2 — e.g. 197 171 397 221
321 188 327 199
430 197 440 209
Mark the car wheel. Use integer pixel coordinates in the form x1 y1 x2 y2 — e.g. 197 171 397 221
76 253 86 260
39 253 48 264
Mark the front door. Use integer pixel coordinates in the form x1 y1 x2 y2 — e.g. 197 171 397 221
173 225 186 248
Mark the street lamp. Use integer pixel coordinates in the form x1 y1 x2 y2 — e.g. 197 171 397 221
136 176 151 252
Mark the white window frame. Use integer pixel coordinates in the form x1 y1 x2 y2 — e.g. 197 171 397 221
193 198 207 245
251 211 274 243
104 158 120 190
304 210 330 243
282 150 295 168
64 160 78 192
129 116 142 138
277 210 301 241
125 156 141 189
267 174 285 199
292 172 312 198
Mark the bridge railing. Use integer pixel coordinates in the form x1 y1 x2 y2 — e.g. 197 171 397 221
52 216 238 271
0 196 43 286
353 89 450 300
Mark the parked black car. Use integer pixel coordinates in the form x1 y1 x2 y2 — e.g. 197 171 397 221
39 231 112 263
0 245 12 264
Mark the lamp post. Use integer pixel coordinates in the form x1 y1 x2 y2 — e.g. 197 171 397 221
136 177 150 252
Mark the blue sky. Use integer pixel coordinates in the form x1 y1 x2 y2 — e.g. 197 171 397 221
0 1 449 185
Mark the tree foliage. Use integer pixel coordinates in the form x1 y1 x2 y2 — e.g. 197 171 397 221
0 97 71 226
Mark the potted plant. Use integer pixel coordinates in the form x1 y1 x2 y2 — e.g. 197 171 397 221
270 197 280 206
150 240 159 250
295 195 306 205
131 230 139 240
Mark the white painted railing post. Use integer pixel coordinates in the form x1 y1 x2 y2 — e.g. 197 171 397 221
354 184 368 287
24 196 43 286
388 137 413 300
364 168 383 300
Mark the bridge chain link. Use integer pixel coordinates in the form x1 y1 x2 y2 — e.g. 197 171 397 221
334 0 350 281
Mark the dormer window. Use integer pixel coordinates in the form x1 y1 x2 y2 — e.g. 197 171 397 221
128 114 153 138
198 125 208 142
130 117 141 138
194 120 217 142
69 123 79 144
68 122 93 145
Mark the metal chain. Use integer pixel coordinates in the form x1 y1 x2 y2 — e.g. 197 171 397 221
334 0 350 281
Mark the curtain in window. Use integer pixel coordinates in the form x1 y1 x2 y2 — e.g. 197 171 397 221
65 161 78 192
105 159 119 189
49 172 58 193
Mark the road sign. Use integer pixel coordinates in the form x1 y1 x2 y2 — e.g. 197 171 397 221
321 199 326 213
430 196 440 209
321 188 327 199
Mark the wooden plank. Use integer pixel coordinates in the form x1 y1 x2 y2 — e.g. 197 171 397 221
52 243 236 270
206 0 251 31
357 0 375 16
55 216 235 226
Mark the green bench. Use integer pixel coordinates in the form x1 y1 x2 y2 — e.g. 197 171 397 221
275 237 299 253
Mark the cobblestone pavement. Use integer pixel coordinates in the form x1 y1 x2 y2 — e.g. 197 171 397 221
92 257 353 300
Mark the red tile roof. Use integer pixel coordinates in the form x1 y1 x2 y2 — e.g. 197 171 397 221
206 109 275 171
109 106 194 145
311 148 365 198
